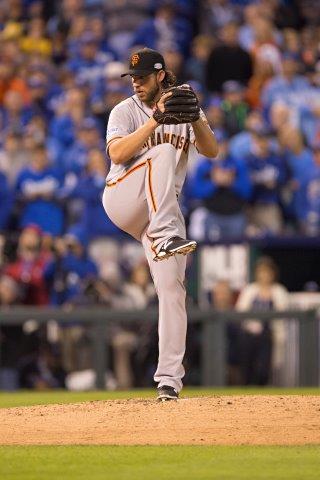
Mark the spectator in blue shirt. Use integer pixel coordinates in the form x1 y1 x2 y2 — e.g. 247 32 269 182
229 110 268 160
299 145 320 236
189 138 252 241
0 90 33 133
15 143 64 236
64 117 104 174
261 52 311 119
131 1 192 57
44 226 98 306
299 103 320 149
26 72 58 122
279 126 314 224
246 129 286 234
0 171 13 231
91 82 129 131
61 148 122 239
67 32 116 89
48 87 88 165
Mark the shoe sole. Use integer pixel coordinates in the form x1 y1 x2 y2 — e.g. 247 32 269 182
154 241 197 262
157 395 178 402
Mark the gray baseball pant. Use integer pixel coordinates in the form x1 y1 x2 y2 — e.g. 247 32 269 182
103 144 187 392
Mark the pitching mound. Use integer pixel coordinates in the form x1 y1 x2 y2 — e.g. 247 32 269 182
0 395 319 445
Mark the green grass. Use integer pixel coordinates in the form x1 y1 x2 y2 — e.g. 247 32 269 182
1 390 319 479
0 387 319 409
0 445 319 480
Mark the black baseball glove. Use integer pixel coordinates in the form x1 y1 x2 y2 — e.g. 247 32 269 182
153 84 200 125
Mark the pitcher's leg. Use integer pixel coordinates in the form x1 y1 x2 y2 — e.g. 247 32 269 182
141 213 187 393
102 166 149 240
144 144 182 252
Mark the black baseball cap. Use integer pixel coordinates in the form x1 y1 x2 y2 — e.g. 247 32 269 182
121 48 166 77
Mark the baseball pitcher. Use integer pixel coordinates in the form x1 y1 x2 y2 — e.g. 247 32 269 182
103 48 218 401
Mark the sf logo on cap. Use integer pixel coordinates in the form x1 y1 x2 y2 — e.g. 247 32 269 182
131 54 139 66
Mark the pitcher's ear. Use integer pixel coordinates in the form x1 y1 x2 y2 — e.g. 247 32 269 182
158 70 165 82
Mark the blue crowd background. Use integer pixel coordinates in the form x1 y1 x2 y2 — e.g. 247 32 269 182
0 0 320 390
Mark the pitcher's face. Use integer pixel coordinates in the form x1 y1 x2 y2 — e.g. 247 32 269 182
131 72 162 105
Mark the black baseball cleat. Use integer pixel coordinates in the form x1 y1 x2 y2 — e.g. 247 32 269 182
157 385 179 402
153 237 197 261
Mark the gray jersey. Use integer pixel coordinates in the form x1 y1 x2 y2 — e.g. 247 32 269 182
106 94 207 194
103 92 214 395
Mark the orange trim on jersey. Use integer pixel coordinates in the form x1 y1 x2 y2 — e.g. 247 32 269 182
146 158 157 212
107 136 123 147
106 161 147 186
106 136 124 156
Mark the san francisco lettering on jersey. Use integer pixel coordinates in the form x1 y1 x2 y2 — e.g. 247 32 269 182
143 132 191 153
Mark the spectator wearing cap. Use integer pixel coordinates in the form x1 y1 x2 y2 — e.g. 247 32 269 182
221 80 250 137
0 171 13 231
67 32 116 89
91 61 126 101
298 145 320 236
60 148 122 239
189 135 252 241
44 226 98 306
131 1 192 58
15 143 64 236
43 225 98 373
205 22 253 94
245 128 287 234
26 73 53 122
4 225 50 306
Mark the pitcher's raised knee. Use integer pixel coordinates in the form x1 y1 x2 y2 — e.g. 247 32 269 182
149 143 176 159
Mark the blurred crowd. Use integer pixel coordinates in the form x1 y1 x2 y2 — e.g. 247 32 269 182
0 0 320 389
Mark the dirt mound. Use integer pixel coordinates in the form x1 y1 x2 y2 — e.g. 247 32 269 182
0 395 319 445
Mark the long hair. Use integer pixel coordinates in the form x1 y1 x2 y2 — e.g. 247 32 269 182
161 70 177 89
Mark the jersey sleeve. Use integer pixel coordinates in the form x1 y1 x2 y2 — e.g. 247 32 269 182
188 109 211 145
106 103 135 152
